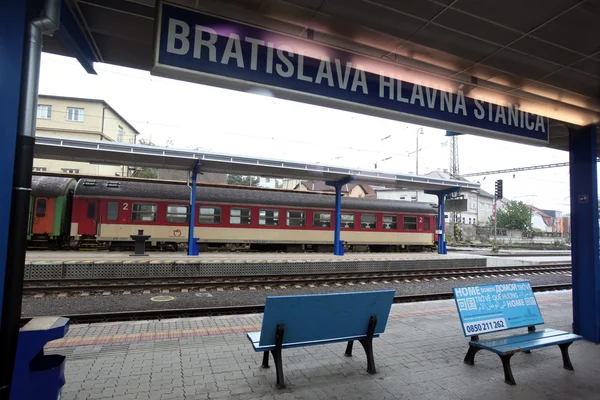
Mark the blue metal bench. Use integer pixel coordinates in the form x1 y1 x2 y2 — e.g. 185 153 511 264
246 290 395 388
453 282 582 385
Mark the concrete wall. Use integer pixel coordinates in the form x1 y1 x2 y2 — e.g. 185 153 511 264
36 97 104 135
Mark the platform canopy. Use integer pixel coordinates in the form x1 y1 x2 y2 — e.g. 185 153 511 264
34 135 479 191
42 0 599 153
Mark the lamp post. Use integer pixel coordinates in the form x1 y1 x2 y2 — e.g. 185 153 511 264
415 127 424 175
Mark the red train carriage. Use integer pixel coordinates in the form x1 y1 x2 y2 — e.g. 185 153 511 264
70 179 438 252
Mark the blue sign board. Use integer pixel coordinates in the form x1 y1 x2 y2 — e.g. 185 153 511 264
453 282 544 337
153 2 549 144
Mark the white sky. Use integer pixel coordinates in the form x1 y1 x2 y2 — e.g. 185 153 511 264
39 53 581 213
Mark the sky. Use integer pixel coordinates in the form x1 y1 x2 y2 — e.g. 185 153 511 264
38 53 578 213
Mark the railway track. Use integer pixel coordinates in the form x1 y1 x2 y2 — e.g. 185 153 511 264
23 264 571 294
20 283 573 325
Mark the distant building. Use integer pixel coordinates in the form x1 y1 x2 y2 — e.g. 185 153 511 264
527 205 554 233
294 181 375 198
259 177 278 189
33 95 140 176
374 170 493 225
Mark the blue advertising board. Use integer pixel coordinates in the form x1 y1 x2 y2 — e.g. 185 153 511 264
453 282 544 337
152 2 549 145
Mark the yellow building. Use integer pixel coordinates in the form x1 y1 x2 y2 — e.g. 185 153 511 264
33 95 140 176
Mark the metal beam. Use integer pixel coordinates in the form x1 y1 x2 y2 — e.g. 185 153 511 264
33 135 480 191
462 159 600 177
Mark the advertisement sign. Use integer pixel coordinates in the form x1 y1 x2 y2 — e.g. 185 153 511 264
453 282 544 337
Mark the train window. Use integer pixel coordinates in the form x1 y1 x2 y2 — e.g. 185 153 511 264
167 205 189 223
383 215 397 229
107 201 119 221
341 213 354 228
361 214 377 229
286 210 305 227
199 206 222 224
403 216 417 230
424 216 431 230
132 203 157 222
230 208 251 225
259 209 279 226
87 202 96 219
35 199 46 218
313 212 331 228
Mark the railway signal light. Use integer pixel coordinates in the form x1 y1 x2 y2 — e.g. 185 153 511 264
494 179 503 199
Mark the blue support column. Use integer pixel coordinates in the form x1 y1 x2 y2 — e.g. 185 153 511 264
568 124 600 343
0 2 28 396
187 161 201 256
325 177 354 256
425 188 460 255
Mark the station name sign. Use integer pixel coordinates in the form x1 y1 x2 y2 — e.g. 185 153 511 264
153 2 549 144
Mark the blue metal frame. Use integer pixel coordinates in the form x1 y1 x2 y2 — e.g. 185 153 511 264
568 124 600 343
187 161 201 256
54 0 98 74
325 177 354 256
425 188 460 254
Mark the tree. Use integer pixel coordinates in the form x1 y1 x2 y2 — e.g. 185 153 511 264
491 200 532 231
138 168 158 179
227 175 259 186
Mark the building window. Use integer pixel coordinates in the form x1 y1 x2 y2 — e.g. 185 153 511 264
341 213 354 228
67 107 84 121
313 212 331 228
383 215 397 229
117 125 124 142
361 214 377 229
259 209 279 226
199 206 221 224
35 199 46 218
286 210 305 227
166 205 189 223
61 168 79 174
32 167 47 172
37 105 52 119
230 208 251 225
132 203 157 221
265 178 270 183
424 217 431 230
462 217 466 223
107 201 119 221
403 216 417 230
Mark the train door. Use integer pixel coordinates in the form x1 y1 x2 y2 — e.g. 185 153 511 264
79 198 99 236
32 197 55 234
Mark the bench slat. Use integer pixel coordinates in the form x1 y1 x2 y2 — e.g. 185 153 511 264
475 332 582 355
471 328 566 349
247 331 380 352
258 290 395 347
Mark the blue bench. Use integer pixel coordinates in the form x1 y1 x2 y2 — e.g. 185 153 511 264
453 282 582 385
246 290 395 388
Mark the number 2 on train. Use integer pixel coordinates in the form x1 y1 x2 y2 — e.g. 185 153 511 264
122 203 129 211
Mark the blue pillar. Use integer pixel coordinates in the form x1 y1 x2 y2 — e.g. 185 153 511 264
325 177 353 256
569 124 600 343
425 188 460 255
0 2 28 396
187 161 201 256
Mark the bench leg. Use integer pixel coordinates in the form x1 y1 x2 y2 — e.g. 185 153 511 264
559 342 574 371
273 324 286 389
358 315 378 374
464 345 481 365
345 341 354 357
271 349 285 389
261 351 269 369
499 354 516 385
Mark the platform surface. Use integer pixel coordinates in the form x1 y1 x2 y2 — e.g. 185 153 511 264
44 290 599 400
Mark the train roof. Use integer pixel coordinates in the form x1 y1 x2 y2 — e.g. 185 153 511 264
31 176 76 197
74 179 437 214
